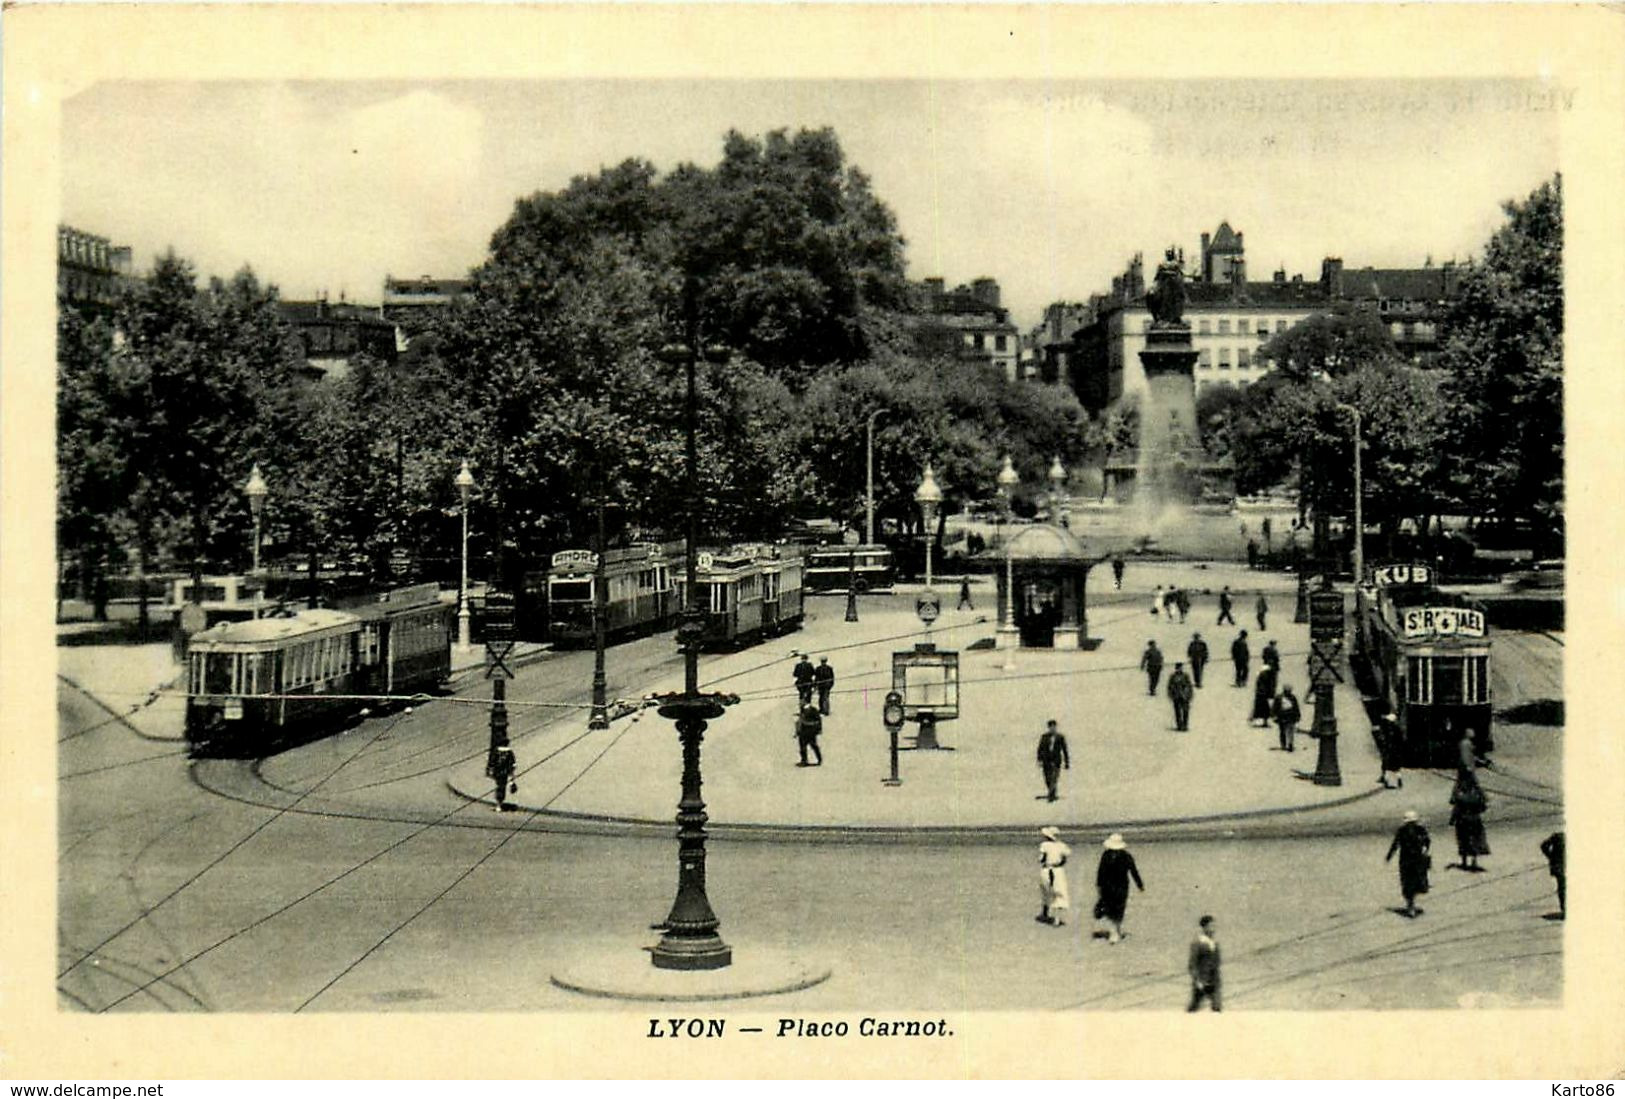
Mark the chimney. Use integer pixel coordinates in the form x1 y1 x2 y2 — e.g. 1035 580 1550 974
972 277 1000 309
1200 232 1212 282
1321 257 1344 295
1273 267 1287 284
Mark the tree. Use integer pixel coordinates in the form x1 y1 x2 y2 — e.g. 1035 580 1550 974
1194 383 1245 466
1258 306 1400 383
1439 175 1563 547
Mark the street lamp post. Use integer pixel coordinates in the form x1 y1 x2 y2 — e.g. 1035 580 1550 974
649 295 734 972
245 464 267 620
1338 403 1365 586
865 410 886 546
589 495 610 730
997 455 1020 666
915 464 942 591
455 460 474 650
1048 456 1069 528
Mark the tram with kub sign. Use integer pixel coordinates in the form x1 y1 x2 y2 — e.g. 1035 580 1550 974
1352 563 1493 767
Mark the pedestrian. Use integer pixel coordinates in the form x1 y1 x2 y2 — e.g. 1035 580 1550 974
1272 684 1301 751
1150 585 1163 617
1374 711 1405 789
1175 588 1191 623
1451 719 1476 773
1247 539 1259 570
957 576 975 611
1540 831 1565 919
1186 916 1222 1012
1037 827 1072 926
1255 593 1269 631
1111 554 1125 590
1231 629 1251 687
1167 662 1194 731
1250 664 1277 727
794 703 823 766
1187 632 1209 688
1093 833 1145 944
1036 719 1070 802
1140 640 1165 696
486 744 517 813
814 656 835 716
1217 586 1236 626
1449 767 1490 871
792 653 815 707
1385 809 1432 917
1261 639 1280 672
1465 719 1495 768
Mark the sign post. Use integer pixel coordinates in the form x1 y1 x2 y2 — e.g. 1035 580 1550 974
1307 581 1345 786
483 590 516 762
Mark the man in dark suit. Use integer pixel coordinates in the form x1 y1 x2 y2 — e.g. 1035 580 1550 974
794 704 823 766
1540 832 1565 918
1140 640 1165 696
1231 630 1251 687
793 654 816 707
1187 632 1210 688
1187 915 1222 1012
1217 586 1236 625
1036 720 1070 802
1167 663 1194 731
814 656 836 716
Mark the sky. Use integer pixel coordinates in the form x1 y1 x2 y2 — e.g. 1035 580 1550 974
61 79 1562 330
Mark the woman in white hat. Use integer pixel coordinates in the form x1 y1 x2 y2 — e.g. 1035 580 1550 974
1385 809 1432 917
1037 827 1072 926
1093 834 1145 944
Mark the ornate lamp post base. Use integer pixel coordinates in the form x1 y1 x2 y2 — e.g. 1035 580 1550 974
651 693 733 971
1310 685 1342 786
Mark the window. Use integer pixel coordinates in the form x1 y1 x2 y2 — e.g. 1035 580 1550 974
1407 657 1429 703
1218 319 1231 335
1198 348 1211 367
1238 318 1250 334
1219 348 1231 367
1276 320 1288 333
995 335 1008 351
551 580 592 602
1238 348 1251 368
973 333 986 350
707 583 728 613
1198 320 1212 335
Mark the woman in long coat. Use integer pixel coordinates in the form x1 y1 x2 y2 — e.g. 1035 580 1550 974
1449 767 1491 871
1250 665 1278 727
1093 834 1145 944
1037 827 1072 926
1386 810 1431 916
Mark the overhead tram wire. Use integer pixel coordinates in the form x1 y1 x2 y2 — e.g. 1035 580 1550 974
97 720 609 1012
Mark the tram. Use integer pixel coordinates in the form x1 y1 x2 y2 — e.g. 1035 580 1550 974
1352 563 1493 767
674 543 805 649
184 584 452 756
803 544 896 594
543 541 681 646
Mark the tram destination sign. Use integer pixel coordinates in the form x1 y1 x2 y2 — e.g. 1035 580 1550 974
1401 606 1486 639
550 550 599 570
483 590 517 643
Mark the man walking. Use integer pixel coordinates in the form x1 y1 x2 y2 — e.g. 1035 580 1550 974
1187 632 1210 688
794 703 823 766
1168 662 1195 731
1540 831 1566 918
1187 915 1222 1012
1036 720 1070 802
1231 630 1251 687
1272 684 1301 751
487 744 517 813
1175 588 1191 623
793 653 816 707
1374 711 1405 788
1217 586 1236 626
814 656 835 716
1262 639 1280 673
957 576 975 611
1111 555 1125 590
1140 640 1165 696
1255 592 1269 631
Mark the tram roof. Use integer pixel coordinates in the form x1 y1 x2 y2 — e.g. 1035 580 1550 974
191 608 358 647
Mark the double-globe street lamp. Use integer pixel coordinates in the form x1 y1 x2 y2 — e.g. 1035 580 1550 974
244 464 267 620
455 460 475 650
915 464 943 593
1048 456 1069 528
997 454 1020 667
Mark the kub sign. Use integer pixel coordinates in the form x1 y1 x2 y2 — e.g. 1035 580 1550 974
1370 564 1432 588
1401 606 1485 639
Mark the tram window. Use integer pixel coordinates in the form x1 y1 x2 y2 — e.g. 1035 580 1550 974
1406 657 1428 703
1433 657 1465 705
1471 656 1489 702
551 580 592 602
707 584 728 613
205 653 235 695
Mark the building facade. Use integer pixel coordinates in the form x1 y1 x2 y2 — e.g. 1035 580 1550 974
381 275 473 328
1321 258 1463 362
277 298 400 381
906 275 1020 379
58 225 134 311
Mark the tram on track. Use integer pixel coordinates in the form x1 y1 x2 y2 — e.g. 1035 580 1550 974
803 544 896 594
184 584 452 757
1352 562 1493 767
542 541 682 646
673 543 805 650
